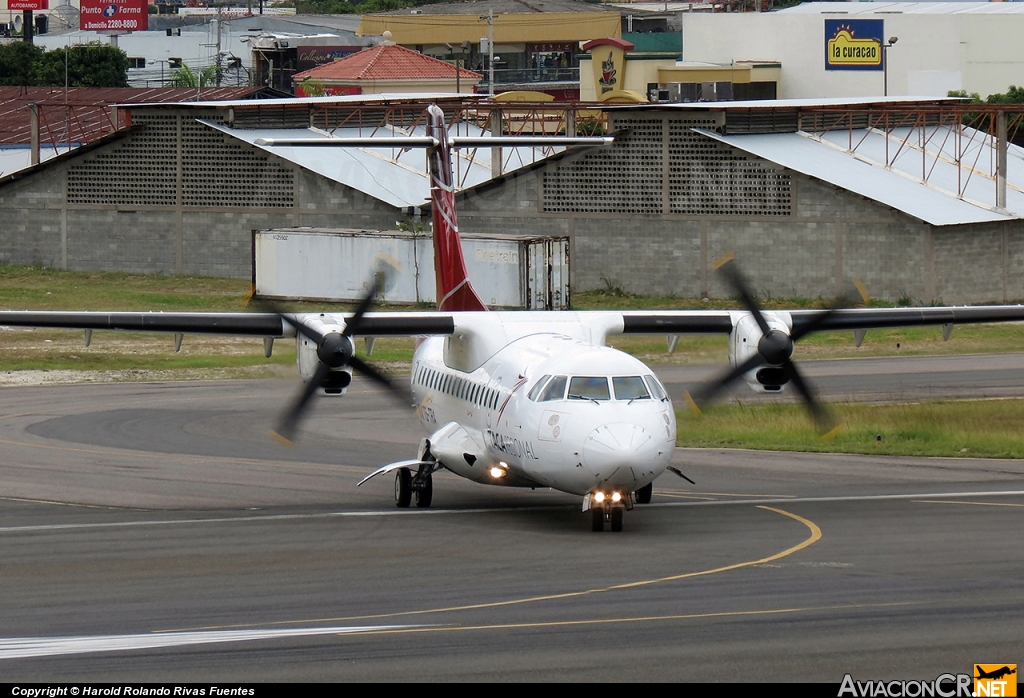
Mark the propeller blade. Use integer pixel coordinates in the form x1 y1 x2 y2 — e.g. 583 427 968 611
349 355 410 405
343 277 382 337
684 353 765 414
783 361 839 438
715 254 772 337
271 361 332 446
790 281 871 343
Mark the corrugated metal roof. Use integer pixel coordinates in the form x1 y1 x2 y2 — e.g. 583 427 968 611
203 120 562 209
0 86 264 147
293 44 482 82
694 126 1022 226
780 1 1024 15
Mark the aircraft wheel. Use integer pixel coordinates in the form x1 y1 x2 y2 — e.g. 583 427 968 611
415 474 433 508
610 507 624 532
395 468 412 508
591 507 604 532
635 483 653 504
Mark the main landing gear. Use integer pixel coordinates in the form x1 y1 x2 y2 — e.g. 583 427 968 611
395 464 433 509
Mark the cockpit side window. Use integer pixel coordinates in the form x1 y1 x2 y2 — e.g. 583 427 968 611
527 375 552 402
644 374 669 401
568 376 611 401
613 376 650 401
538 375 568 402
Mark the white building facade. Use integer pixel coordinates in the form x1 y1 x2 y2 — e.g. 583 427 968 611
680 2 1024 99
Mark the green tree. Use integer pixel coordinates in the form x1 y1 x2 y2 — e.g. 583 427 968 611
168 64 222 88
299 77 327 97
0 42 45 86
949 86 1024 146
30 43 129 87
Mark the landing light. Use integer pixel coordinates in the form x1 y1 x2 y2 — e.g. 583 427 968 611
611 492 622 503
594 491 606 503
490 467 506 479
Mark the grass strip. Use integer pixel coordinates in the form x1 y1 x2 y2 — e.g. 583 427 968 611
677 399 1024 458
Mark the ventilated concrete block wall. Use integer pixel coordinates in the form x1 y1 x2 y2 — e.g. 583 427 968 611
457 112 1024 304
0 109 402 279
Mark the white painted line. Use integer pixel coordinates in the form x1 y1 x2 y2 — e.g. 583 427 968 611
0 624 420 660
0 505 563 534
1 489 1022 535
648 489 1024 509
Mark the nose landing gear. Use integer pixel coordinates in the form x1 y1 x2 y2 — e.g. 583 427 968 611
585 490 631 532
589 505 626 532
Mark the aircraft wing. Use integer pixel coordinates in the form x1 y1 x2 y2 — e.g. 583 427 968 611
618 306 1024 334
0 311 457 337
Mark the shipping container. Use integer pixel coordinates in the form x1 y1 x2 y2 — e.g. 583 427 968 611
253 227 570 310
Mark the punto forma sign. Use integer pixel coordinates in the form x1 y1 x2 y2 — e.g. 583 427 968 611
825 19 883 71
80 0 149 32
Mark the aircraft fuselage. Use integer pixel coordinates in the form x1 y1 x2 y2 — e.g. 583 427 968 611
410 332 676 499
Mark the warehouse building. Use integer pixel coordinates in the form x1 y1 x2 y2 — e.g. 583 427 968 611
1 94 1022 304
452 96 1024 304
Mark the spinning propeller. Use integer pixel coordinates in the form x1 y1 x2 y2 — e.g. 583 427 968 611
268 277 407 446
684 255 868 438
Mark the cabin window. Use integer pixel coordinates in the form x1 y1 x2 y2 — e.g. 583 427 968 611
528 375 552 401
568 376 610 401
538 375 568 402
612 376 650 401
644 374 669 401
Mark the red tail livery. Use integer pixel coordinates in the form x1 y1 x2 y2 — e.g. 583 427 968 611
426 104 488 312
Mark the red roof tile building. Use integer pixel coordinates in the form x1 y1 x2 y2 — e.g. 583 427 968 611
292 42 482 96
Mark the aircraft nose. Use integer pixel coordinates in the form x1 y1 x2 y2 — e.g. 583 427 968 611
582 423 655 480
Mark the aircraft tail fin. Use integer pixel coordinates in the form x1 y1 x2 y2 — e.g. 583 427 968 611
426 104 488 312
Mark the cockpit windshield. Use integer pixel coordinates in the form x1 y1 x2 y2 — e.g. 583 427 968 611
568 376 611 401
529 374 668 403
612 376 650 401
538 375 568 402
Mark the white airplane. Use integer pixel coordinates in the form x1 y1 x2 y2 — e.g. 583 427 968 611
5 104 1024 532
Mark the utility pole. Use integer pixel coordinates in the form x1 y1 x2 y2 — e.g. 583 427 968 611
480 9 494 96
997 109 1007 210
216 6 223 87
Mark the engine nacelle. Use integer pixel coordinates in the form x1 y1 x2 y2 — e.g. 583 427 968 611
294 315 351 396
729 311 794 393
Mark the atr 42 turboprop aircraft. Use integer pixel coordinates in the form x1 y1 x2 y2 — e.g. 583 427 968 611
5 104 1024 532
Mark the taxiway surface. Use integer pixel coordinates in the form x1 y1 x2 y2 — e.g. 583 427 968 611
1 357 1022 681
